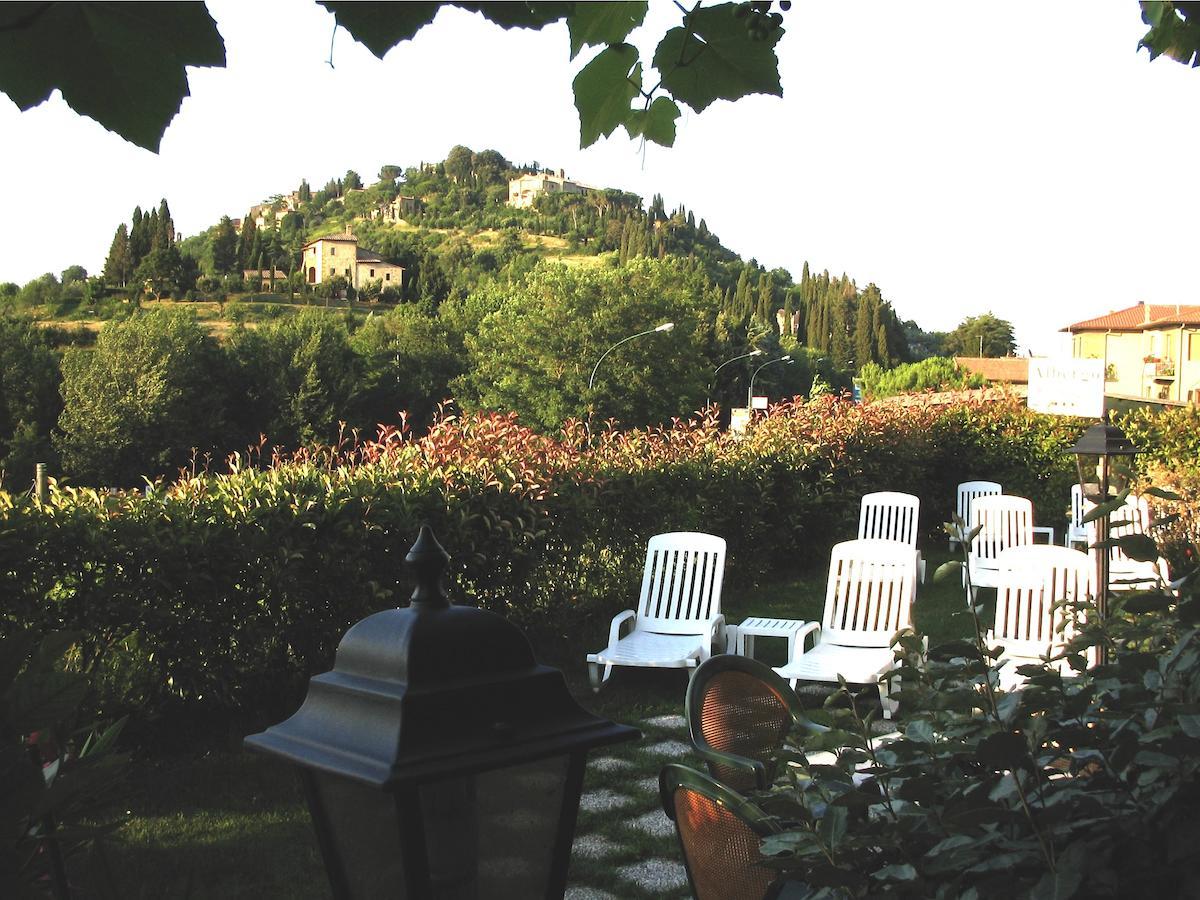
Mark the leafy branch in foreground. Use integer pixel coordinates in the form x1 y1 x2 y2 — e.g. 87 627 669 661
1 630 128 898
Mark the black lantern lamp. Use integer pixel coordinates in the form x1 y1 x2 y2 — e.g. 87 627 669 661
1069 412 1141 632
246 525 639 899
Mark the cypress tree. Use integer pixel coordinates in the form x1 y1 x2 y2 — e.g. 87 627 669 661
238 218 258 271
103 223 132 287
855 286 875 367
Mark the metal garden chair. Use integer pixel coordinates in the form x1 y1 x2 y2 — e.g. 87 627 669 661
686 654 825 793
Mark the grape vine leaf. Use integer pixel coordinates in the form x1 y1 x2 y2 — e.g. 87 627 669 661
625 96 680 146
1140 0 1200 66
568 2 648 59
573 43 641 147
0 2 225 152
322 1 574 59
652 2 783 113
318 2 443 57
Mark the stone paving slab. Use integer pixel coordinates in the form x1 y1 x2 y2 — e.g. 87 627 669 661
642 713 687 729
617 858 689 893
572 834 622 860
629 808 675 838
642 739 692 757
589 756 635 773
635 776 659 794
579 789 635 813
564 887 618 900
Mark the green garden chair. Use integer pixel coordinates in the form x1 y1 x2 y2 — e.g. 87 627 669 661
659 763 793 900
686 654 826 792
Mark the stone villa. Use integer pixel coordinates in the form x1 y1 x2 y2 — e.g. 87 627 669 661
507 170 593 209
302 229 404 291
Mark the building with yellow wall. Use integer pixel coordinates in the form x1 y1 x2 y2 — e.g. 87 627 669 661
1063 302 1200 403
302 230 404 292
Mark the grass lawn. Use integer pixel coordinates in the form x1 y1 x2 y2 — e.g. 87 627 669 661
95 547 974 897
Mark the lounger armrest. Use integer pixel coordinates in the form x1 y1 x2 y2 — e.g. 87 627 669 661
606 609 637 648
703 615 727 652
1032 526 1055 544
783 623 822 665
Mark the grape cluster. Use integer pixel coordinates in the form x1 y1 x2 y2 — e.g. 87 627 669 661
733 1 787 41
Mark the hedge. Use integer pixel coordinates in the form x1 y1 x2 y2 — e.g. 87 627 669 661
1 393 1190 738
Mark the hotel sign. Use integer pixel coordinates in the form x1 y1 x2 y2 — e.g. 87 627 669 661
1027 357 1104 418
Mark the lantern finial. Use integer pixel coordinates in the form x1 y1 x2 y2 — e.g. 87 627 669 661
406 524 450 609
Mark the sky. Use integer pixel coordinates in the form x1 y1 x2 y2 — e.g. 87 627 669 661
2 1 1198 355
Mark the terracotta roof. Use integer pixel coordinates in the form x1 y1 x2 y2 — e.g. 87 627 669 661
954 356 1029 384
1062 303 1200 331
1147 308 1200 326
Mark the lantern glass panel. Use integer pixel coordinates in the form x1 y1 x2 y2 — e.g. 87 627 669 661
421 753 571 898
314 773 407 899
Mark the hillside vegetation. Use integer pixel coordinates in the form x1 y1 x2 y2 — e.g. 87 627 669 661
0 146 950 488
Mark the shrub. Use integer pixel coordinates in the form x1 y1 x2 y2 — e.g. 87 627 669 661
762 513 1200 898
1 394 1195 741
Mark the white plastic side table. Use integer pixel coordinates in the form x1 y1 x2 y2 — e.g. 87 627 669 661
727 617 817 664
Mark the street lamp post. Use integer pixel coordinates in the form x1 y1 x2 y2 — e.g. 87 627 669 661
748 355 793 411
708 349 763 406
586 322 673 439
588 322 674 394
1069 412 1141 664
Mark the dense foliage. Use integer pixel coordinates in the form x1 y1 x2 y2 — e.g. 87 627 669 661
2 4 1193 154
763 510 1200 898
857 357 986 399
0 394 1105 737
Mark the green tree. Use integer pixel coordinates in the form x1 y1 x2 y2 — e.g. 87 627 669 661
444 144 474 184
55 309 228 485
350 306 464 430
211 215 239 275
945 312 1017 357
343 169 362 191
455 257 717 432
226 309 361 448
103 223 132 287
0 314 61 486
133 245 190 300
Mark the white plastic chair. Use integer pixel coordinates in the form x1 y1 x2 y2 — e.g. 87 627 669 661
587 532 727 692
966 495 1036 605
1086 493 1170 591
858 491 925 584
1062 483 1089 550
773 539 917 719
951 481 1001 550
989 545 1093 690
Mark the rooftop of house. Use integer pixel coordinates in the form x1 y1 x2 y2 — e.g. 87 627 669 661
355 247 396 264
301 233 358 250
954 356 1029 384
1063 302 1200 332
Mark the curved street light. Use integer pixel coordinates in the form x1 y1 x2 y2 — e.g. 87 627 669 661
748 355 794 410
708 349 764 405
586 322 674 442
588 322 674 394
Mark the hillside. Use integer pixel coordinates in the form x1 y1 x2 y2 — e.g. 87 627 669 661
0 146 953 487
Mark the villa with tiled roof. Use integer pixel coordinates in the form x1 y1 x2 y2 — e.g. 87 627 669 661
301 227 404 293
1063 302 1200 403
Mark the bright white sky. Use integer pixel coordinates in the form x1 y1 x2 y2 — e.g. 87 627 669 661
2 1 1197 355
